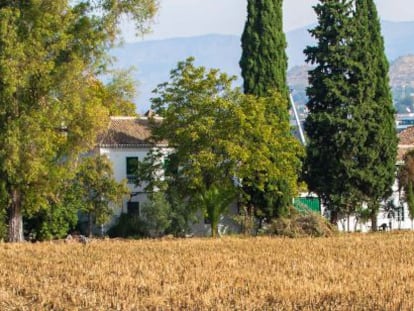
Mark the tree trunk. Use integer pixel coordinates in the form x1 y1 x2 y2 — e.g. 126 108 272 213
88 213 94 238
347 213 350 233
354 218 359 232
330 210 338 226
241 204 255 236
8 188 24 242
371 211 378 232
211 221 218 238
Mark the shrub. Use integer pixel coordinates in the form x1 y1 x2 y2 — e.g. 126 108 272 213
141 193 172 237
268 207 337 238
107 214 149 238
25 203 79 241
0 208 7 241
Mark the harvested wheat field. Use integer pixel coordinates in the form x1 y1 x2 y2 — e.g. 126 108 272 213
1 233 414 310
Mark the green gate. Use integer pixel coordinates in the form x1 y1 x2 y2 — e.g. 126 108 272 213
293 197 321 214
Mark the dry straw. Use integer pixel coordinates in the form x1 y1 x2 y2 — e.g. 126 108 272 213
0 233 414 310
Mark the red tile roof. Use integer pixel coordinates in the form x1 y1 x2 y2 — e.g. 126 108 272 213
399 126 414 145
99 117 164 147
398 126 414 160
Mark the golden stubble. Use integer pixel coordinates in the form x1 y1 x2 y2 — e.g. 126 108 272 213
0 233 414 310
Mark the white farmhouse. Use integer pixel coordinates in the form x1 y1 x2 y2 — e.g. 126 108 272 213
96 115 239 236
96 116 414 235
97 116 160 230
336 126 414 232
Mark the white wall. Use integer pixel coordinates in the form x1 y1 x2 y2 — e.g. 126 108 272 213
100 147 151 216
335 180 414 232
99 146 242 236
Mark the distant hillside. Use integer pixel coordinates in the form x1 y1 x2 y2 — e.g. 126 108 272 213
112 35 242 112
286 55 414 115
287 65 313 88
289 54 414 89
390 55 414 88
111 20 414 112
389 55 414 113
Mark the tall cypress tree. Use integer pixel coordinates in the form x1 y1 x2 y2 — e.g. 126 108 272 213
304 0 359 224
240 0 288 101
239 0 301 221
351 0 397 230
304 0 397 228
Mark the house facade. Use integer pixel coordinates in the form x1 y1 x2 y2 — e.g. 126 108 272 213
97 116 157 233
98 116 414 235
97 116 239 236
335 126 414 232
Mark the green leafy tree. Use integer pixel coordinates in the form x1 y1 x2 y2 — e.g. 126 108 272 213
197 185 236 238
240 0 288 100
75 155 129 237
93 69 138 116
142 59 240 234
135 149 196 236
0 1 156 242
151 59 239 193
232 93 303 227
145 58 302 235
141 192 172 237
24 182 82 241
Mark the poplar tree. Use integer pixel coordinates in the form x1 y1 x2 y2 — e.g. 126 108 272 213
0 1 156 242
240 0 301 221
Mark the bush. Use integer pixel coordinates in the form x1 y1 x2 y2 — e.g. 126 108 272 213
25 204 79 241
165 198 195 237
268 207 337 238
0 208 7 241
141 193 172 237
107 214 149 238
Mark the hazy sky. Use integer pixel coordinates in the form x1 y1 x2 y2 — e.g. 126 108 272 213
123 0 414 42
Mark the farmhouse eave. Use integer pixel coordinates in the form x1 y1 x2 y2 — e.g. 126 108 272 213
98 116 166 147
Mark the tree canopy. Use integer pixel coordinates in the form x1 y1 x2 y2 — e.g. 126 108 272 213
240 0 288 100
75 155 129 237
143 58 302 234
304 0 397 228
0 0 157 241
239 0 300 221
351 0 397 230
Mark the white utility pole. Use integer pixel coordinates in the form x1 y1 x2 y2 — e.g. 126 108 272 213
289 91 306 146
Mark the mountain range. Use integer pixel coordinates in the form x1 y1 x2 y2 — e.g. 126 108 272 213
111 20 414 113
